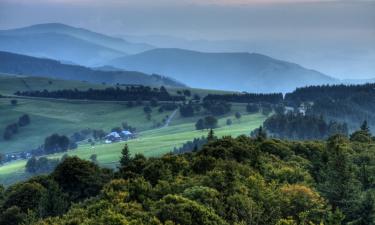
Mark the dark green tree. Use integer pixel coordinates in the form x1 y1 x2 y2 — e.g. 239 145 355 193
52 156 111 202
319 135 360 221
2 182 46 213
207 129 216 142
235 112 241 120
120 144 131 167
351 191 375 225
204 116 218 129
0 206 26 225
195 118 205 130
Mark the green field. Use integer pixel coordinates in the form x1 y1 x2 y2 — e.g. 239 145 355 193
0 112 265 185
0 75 238 153
0 98 174 153
0 74 264 185
0 73 105 95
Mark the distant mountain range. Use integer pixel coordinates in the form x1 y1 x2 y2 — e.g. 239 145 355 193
2 23 372 93
0 51 185 88
108 48 337 93
0 23 154 66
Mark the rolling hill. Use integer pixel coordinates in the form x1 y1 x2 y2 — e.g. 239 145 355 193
108 48 337 93
0 23 154 66
0 51 185 87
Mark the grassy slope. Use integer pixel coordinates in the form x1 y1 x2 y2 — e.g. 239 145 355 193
0 74 105 95
0 74 237 153
0 113 266 185
0 74 261 185
0 98 173 153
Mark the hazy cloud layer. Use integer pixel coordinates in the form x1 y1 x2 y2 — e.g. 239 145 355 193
0 0 374 78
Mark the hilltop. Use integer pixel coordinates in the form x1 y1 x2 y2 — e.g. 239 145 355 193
108 48 337 93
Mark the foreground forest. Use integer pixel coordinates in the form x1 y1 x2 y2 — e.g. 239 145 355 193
0 123 374 225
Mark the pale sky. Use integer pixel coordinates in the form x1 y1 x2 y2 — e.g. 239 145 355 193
0 0 374 78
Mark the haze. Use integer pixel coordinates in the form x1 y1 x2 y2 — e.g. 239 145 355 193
0 0 374 79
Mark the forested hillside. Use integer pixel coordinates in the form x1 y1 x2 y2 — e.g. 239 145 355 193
0 23 153 65
1 128 374 225
286 83 375 131
0 51 185 88
108 48 336 93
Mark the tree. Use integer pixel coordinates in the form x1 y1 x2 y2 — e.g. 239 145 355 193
25 157 38 173
252 126 267 141
120 144 131 167
235 112 242 120
93 129 106 140
10 99 17 106
180 104 195 117
207 129 216 142
0 206 26 225
18 114 30 127
35 177 69 217
351 191 375 225
90 154 98 164
350 121 372 143
361 120 370 134
2 182 46 213
25 157 60 174
150 98 159 107
183 89 191 97
204 116 218 129
319 135 360 221
246 103 259 113
44 134 70 154
52 156 112 202
143 105 152 114
155 194 227 225
0 153 4 165
195 119 205 130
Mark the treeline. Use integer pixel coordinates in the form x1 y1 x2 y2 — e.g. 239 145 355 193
285 83 375 104
284 84 375 131
173 136 208 154
203 92 283 104
1 128 375 224
15 86 185 102
262 112 349 140
3 114 31 140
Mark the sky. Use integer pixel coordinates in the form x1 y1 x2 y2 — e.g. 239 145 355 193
0 0 374 79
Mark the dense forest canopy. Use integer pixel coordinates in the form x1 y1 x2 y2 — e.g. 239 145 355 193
203 93 283 104
15 86 185 102
285 83 375 104
1 127 374 225
262 113 349 140
286 84 375 131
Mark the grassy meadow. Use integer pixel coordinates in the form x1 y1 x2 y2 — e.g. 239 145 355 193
0 73 105 95
0 74 266 185
0 98 173 153
0 112 266 185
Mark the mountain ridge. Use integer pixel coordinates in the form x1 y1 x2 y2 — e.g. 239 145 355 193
0 51 185 88
108 48 337 93
0 23 154 66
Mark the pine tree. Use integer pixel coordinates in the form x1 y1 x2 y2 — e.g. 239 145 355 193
120 144 131 167
361 120 370 133
351 191 375 225
320 135 360 221
207 129 215 142
256 126 267 141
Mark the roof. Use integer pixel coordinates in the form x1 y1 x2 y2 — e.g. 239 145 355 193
106 132 120 138
121 130 132 135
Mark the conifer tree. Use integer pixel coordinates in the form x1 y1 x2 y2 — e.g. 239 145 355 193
120 144 131 167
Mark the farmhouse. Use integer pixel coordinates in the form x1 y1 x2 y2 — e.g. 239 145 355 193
105 130 135 143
